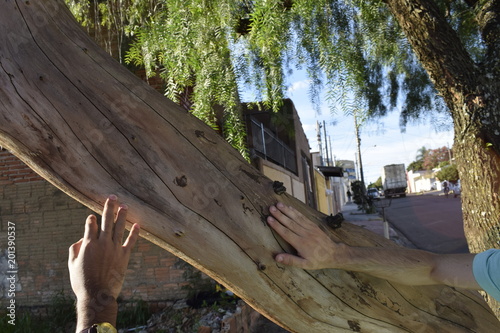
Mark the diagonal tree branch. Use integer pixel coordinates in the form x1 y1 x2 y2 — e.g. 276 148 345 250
0 0 498 331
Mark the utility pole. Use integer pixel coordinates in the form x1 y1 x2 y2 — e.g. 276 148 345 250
316 121 323 166
329 136 334 165
354 112 368 212
323 120 330 166
354 114 365 188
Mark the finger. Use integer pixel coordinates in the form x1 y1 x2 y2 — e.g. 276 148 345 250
68 238 83 262
275 203 317 230
269 204 303 233
101 194 118 236
123 223 140 250
275 202 304 222
269 205 294 226
275 253 309 269
84 215 98 241
267 216 301 244
113 204 128 244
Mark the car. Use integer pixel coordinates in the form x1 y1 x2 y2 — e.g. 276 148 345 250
367 188 381 200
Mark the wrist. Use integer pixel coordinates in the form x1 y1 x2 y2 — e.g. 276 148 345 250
76 296 118 332
331 242 354 270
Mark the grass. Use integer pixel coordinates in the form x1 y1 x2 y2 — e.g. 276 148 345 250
0 293 151 333
0 292 76 333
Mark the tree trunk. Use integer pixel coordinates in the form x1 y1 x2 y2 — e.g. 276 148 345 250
0 0 498 331
384 0 500 316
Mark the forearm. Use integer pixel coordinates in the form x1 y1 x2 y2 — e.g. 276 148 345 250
268 203 481 290
337 246 480 289
429 253 480 289
336 245 436 285
75 296 118 332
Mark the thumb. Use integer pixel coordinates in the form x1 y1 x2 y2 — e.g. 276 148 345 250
68 238 83 262
275 253 309 269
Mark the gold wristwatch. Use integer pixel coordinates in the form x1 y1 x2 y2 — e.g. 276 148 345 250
81 322 117 333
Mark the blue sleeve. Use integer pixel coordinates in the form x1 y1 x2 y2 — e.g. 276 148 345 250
473 249 500 302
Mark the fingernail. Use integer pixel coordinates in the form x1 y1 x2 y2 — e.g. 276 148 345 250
276 255 283 263
267 216 275 222
277 202 284 208
119 204 128 210
270 206 276 212
109 194 117 201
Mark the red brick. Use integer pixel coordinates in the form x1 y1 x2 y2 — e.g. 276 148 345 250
144 255 159 264
154 267 169 278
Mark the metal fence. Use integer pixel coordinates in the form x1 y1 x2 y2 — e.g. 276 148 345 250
250 118 297 174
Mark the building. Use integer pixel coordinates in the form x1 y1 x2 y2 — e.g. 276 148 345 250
407 169 440 193
243 99 315 208
310 156 354 215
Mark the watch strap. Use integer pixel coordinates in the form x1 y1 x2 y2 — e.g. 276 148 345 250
80 323 117 333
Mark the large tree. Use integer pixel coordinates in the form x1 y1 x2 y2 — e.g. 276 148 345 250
1 0 499 331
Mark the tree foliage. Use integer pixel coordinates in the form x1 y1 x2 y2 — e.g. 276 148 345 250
368 177 382 189
407 146 453 171
350 180 365 205
66 0 249 156
406 146 426 172
435 164 459 183
406 160 424 172
64 0 483 150
423 146 453 170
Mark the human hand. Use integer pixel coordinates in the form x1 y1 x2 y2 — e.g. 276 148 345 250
68 195 140 330
267 203 345 270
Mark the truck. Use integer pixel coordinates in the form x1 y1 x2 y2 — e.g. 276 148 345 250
382 164 407 198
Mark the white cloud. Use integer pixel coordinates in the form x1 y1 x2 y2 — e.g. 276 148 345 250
301 123 317 133
287 79 311 94
284 69 455 184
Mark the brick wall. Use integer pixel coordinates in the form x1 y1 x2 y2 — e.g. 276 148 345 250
0 152 44 184
0 148 190 309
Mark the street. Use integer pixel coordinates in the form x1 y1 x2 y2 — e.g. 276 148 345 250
377 192 468 254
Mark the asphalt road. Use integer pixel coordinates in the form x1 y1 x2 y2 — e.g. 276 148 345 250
376 192 469 254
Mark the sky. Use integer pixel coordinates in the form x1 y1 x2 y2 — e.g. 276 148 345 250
281 73 455 185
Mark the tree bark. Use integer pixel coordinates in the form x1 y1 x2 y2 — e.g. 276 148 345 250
384 0 500 316
0 0 498 331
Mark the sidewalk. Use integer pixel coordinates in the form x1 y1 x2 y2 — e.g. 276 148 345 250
341 202 415 248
